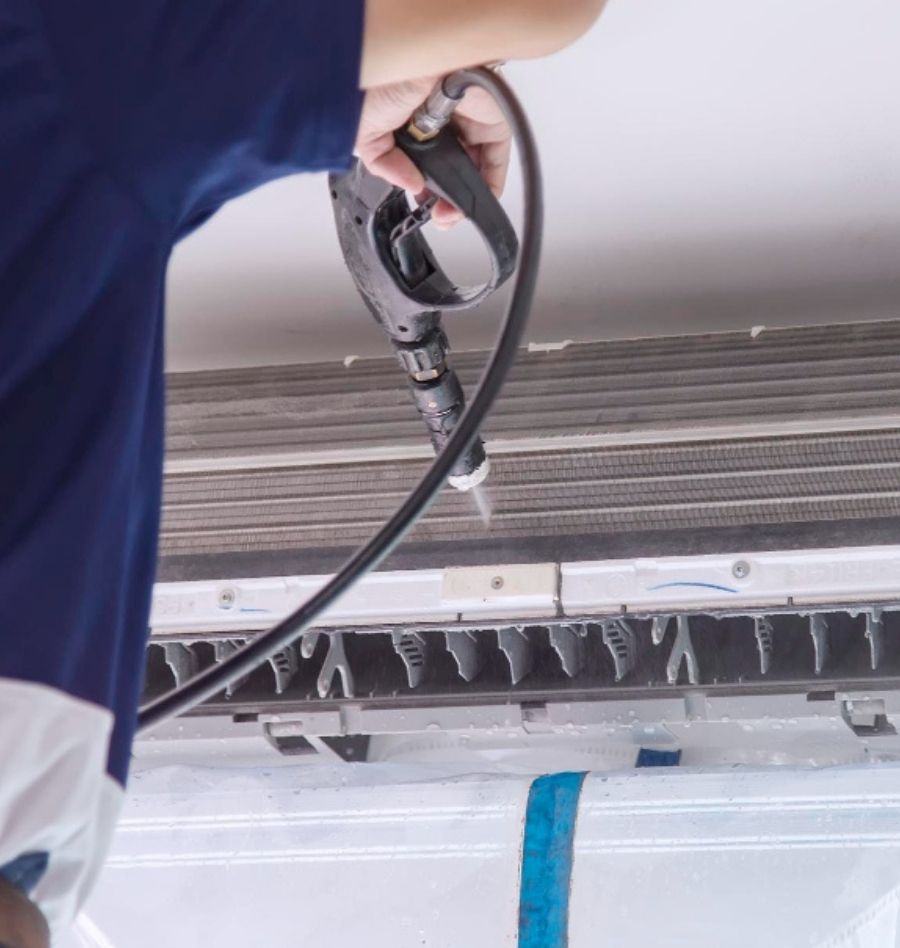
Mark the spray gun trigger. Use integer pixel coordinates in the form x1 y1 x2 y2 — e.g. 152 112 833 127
389 195 439 250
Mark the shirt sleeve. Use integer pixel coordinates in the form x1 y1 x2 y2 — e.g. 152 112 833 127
37 0 365 228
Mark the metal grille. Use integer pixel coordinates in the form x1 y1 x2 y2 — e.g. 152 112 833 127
161 320 900 579
160 430 900 562
165 320 900 464
143 604 899 716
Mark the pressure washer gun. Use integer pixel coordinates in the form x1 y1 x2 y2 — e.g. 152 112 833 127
138 71 536 732
329 77 519 491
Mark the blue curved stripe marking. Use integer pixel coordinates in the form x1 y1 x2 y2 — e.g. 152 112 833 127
646 581 739 594
519 772 587 948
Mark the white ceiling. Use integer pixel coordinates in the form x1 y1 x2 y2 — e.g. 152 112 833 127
166 0 900 371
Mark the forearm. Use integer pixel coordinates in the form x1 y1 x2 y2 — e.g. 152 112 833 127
360 0 606 88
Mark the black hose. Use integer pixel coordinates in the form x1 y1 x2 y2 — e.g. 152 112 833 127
137 66 542 733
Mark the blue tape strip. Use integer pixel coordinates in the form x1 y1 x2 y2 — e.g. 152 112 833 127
518 772 587 948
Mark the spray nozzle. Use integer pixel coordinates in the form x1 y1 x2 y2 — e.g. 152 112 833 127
396 328 488 489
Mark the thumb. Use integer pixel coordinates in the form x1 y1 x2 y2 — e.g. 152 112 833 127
357 132 425 194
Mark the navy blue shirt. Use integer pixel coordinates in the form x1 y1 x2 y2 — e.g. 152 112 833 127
0 0 365 787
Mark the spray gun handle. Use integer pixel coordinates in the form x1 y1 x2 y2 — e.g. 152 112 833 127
392 126 519 312
329 123 518 340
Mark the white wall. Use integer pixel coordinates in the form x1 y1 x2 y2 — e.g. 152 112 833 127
166 0 900 370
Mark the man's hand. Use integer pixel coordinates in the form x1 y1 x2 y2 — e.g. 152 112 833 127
355 77 512 228
356 0 607 226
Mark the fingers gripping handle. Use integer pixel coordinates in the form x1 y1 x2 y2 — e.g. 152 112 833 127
393 125 519 310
